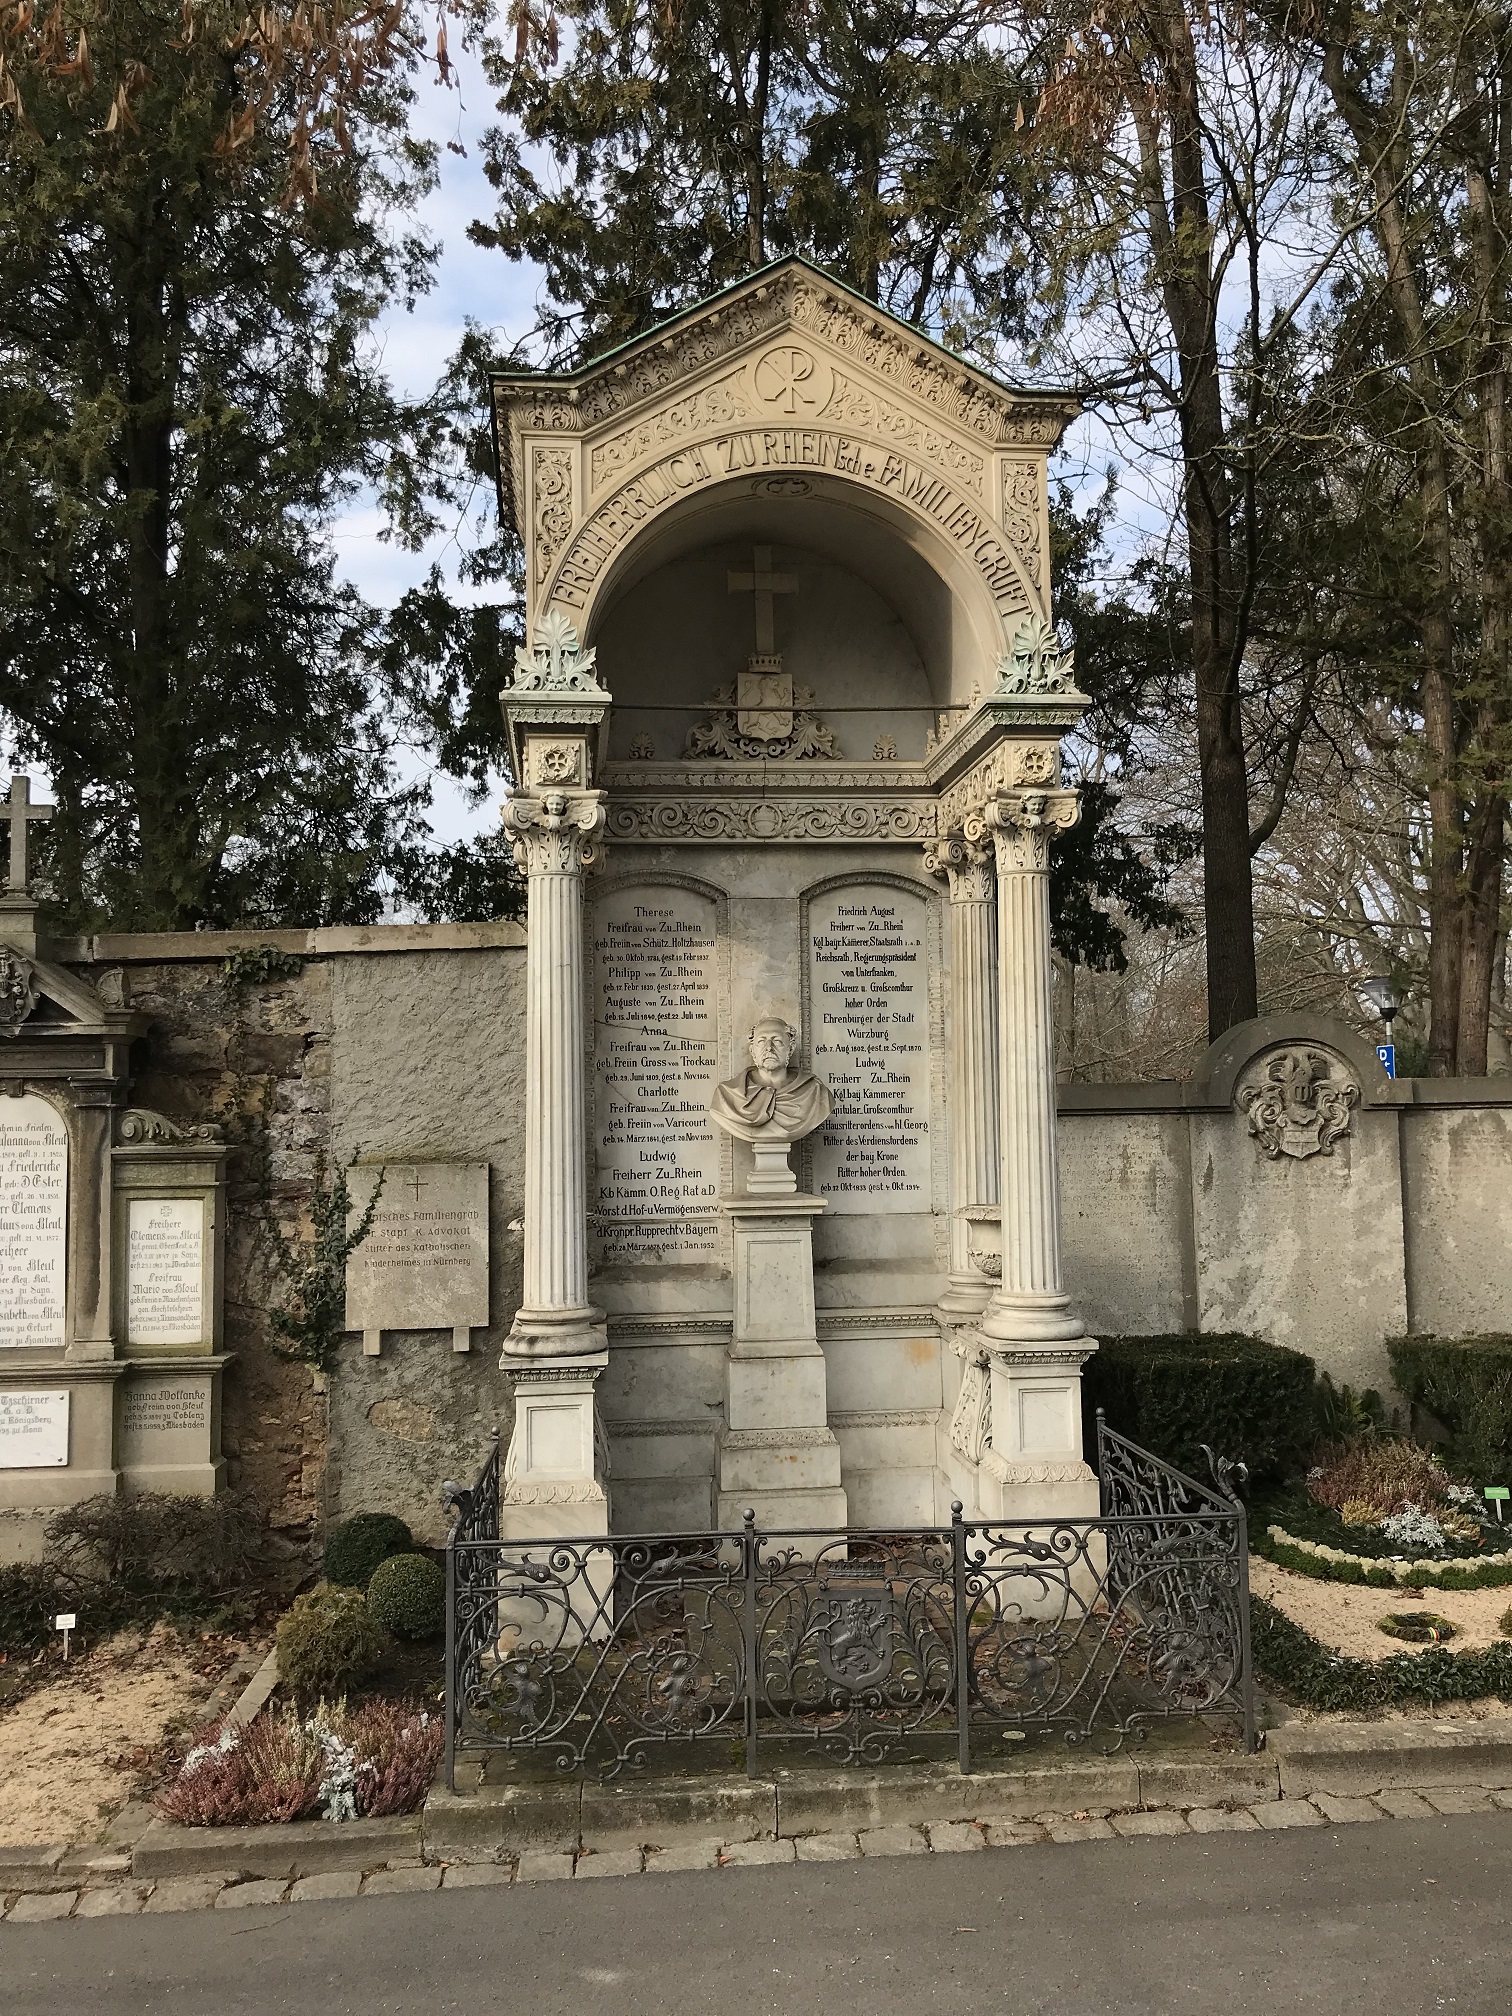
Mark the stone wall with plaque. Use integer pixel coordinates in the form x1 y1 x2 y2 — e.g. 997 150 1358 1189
0 1388 69 1469
805 884 932 1213
592 884 723 1268
345 1161 490 1354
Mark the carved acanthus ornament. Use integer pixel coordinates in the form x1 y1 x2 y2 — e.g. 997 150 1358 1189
1237 1046 1362 1160
605 799 934 843
0 949 38 1037
967 788 1081 874
502 790 607 876
948 1334 992 1465
923 833 995 903
684 685 841 761
508 609 607 697
531 447 574 588
994 614 1076 696
1000 460 1042 587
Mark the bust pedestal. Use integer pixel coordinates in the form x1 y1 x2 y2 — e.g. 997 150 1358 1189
715 1147 846 1539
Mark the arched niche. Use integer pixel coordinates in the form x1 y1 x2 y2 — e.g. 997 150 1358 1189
582 474 1010 749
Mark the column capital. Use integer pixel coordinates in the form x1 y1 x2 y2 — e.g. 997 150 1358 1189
967 787 1081 873
502 789 607 876
922 833 995 903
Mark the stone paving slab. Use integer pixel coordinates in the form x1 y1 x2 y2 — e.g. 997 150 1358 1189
290 1872 363 1902
75 1886 148 1918
794 1833 862 1862
1421 1787 1494 1815
441 1863 515 1888
721 1839 795 1867
361 1866 441 1895
645 1841 721 1873
857 1826 928 1857
1313 1795 1385 1825
574 1850 643 1879
981 1821 1047 1847
1110 1809 1190 1838
1250 1802 1325 1830
1186 1807 1260 1834
142 1877 227 1914
925 1822 983 1853
1046 1818 1114 1843
515 1851 574 1883
1374 1791 1438 1821
215 1879 289 1909
8 1891 79 1922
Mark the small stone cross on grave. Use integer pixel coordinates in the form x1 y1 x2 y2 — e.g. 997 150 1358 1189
1 776 52 894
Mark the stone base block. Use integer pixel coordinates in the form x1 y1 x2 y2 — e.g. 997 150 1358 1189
716 1426 842 1496
716 1485 848 1534
725 1349 829 1433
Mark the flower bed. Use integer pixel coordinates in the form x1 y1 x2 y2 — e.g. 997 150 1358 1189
1251 1595 1512 1713
156 1700 442 1827
1256 1522 1512 1589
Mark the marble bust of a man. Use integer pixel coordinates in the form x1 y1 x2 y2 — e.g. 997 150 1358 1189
708 1017 832 1144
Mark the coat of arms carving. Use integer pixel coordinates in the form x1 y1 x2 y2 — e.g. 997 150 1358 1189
1237 1045 1362 1161
0 950 38 1038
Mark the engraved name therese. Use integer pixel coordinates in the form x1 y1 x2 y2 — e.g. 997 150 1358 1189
708 1018 832 1145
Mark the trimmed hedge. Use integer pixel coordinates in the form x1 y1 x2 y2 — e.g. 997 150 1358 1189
1252 1525 1512 1590
1388 1333 1512 1485
1251 1596 1512 1712
275 1584 386 1702
324 1513 413 1591
1083 1332 1317 1484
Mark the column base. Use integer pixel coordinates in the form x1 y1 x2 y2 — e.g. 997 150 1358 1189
978 1339 1099 1521
501 1305 608 1362
501 1350 609 1543
936 1272 995 1318
980 1289 1087 1344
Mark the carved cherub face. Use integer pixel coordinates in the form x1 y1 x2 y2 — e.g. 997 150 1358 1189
748 1018 797 1078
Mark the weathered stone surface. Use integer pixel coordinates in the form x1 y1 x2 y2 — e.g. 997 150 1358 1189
1374 1790 1438 1820
142 1877 228 1913
1136 1757 1279 1811
214 1879 290 1909
793 1834 862 1862
1250 1801 1324 1830
1312 1795 1385 1825
644 1841 721 1874
1045 1818 1114 1843
580 1779 775 1853
7 1890 78 1921
515 1851 575 1883
76 1885 148 1916
980 1820 1047 1847
926 1822 984 1853
441 1863 515 1888
290 1872 363 1902
360 1866 442 1895
574 1849 643 1879
857 1825 928 1857
1420 1787 1495 1814
1109 1810 1189 1838
1270 1717 1512 1797
1185 1807 1260 1834
133 1814 420 1881
425 1783 579 1857
721 1839 796 1867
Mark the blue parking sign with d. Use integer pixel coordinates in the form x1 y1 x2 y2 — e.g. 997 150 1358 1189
1377 1043 1396 1079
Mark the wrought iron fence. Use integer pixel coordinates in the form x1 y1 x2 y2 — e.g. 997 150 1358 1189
442 1415 1254 1787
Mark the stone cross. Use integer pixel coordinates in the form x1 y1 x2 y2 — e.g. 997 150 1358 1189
728 546 797 657
2 776 52 894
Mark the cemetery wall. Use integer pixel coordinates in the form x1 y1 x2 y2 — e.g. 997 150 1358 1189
58 925 526 1545
43 930 1512 1539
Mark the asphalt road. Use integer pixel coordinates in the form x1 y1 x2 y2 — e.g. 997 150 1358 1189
4 1813 1509 2016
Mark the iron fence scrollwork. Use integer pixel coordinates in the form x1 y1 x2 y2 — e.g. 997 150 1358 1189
442 1419 1254 1786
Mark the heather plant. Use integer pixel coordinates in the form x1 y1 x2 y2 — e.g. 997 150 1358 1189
156 1701 440 1826
1307 1441 1452 1523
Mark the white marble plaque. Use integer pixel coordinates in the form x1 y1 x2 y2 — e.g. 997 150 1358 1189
808 886 931 1213
346 1163 489 1333
0 1093 67 1349
0 1388 68 1467
127 1198 205 1346
593 886 721 1264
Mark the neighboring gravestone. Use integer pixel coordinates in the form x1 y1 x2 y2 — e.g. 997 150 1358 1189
346 1162 490 1354
0 1388 69 1469
0 777 230 1546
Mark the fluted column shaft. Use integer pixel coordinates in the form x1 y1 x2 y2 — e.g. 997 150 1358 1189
501 787 605 1356
925 837 1000 1312
973 788 1084 1344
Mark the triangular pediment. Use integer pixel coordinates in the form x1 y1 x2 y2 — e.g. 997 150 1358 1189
0 940 142 1043
490 257 1077 538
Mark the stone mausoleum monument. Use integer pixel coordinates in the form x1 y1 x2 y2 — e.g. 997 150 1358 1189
490 257 1097 1538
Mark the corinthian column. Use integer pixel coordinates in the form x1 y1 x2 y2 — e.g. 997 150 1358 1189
962 782 1097 1521
500 784 607 1360
924 835 1000 1315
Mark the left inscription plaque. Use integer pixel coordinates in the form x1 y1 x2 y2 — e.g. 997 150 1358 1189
0 1389 68 1468
0 1093 67 1349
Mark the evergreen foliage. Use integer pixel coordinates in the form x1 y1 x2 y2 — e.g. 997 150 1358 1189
274 1584 387 1702
1388 1335 1512 1487
1084 1332 1318 1484
366 1551 446 1639
1252 1596 1512 1712
324 1513 415 1591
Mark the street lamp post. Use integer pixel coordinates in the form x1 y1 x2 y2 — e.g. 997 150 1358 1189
1360 977 1403 1079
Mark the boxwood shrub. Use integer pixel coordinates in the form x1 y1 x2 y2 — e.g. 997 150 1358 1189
1387 1333 1512 1486
1082 1332 1317 1485
1252 1596 1512 1712
366 1552 445 1640
323 1513 414 1591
